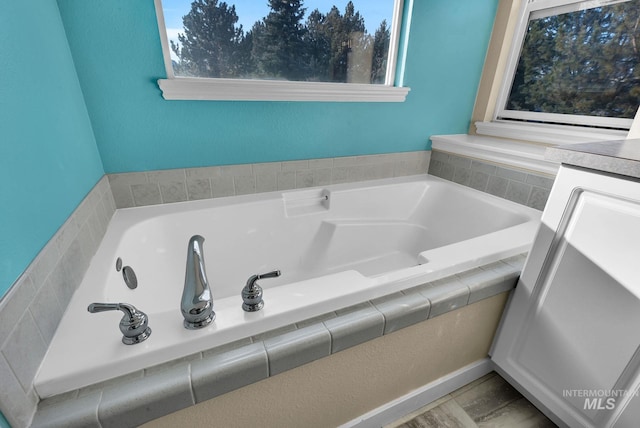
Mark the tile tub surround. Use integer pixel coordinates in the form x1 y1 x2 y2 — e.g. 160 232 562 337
108 151 431 208
0 176 116 428
0 151 427 427
428 150 555 211
31 254 526 428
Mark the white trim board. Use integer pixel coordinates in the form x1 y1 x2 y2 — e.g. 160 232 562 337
430 134 560 176
157 77 410 102
340 358 494 428
475 121 628 146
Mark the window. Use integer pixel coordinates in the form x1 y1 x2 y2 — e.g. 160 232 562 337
154 0 410 101
495 0 640 130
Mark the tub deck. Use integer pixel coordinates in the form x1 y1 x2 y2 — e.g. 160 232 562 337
32 255 526 428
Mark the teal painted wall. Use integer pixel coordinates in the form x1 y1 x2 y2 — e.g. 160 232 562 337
0 2 496 423
0 1 104 296
0 0 498 296
57 0 498 173
0 1 496 419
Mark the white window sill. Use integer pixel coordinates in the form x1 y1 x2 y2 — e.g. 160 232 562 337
475 120 628 145
430 134 560 176
157 77 411 102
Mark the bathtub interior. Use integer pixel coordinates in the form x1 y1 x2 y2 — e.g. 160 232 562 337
34 175 541 398
101 179 531 316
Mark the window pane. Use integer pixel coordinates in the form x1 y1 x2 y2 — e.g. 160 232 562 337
506 0 640 119
163 0 394 84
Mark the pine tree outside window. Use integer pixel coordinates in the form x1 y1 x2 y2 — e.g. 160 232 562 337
495 0 640 130
154 0 410 101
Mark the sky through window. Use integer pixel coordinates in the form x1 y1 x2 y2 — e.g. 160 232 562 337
162 0 392 60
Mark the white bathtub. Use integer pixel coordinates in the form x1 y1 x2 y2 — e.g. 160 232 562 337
35 174 541 398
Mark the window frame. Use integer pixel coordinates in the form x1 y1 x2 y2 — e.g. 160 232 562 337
493 0 636 131
449 0 640 177
153 0 411 102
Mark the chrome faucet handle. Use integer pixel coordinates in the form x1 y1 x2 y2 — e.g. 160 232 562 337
87 302 152 345
242 270 281 312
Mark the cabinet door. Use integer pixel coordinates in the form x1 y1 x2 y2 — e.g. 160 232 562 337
492 166 640 428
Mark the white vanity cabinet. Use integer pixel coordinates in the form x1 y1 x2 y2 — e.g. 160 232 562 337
491 159 640 428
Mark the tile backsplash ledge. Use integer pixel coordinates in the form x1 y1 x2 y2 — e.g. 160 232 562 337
109 151 431 208
428 150 555 211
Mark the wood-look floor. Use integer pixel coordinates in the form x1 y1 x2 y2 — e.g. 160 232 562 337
385 372 557 428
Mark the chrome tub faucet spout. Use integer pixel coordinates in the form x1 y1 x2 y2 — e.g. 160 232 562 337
181 234 215 329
